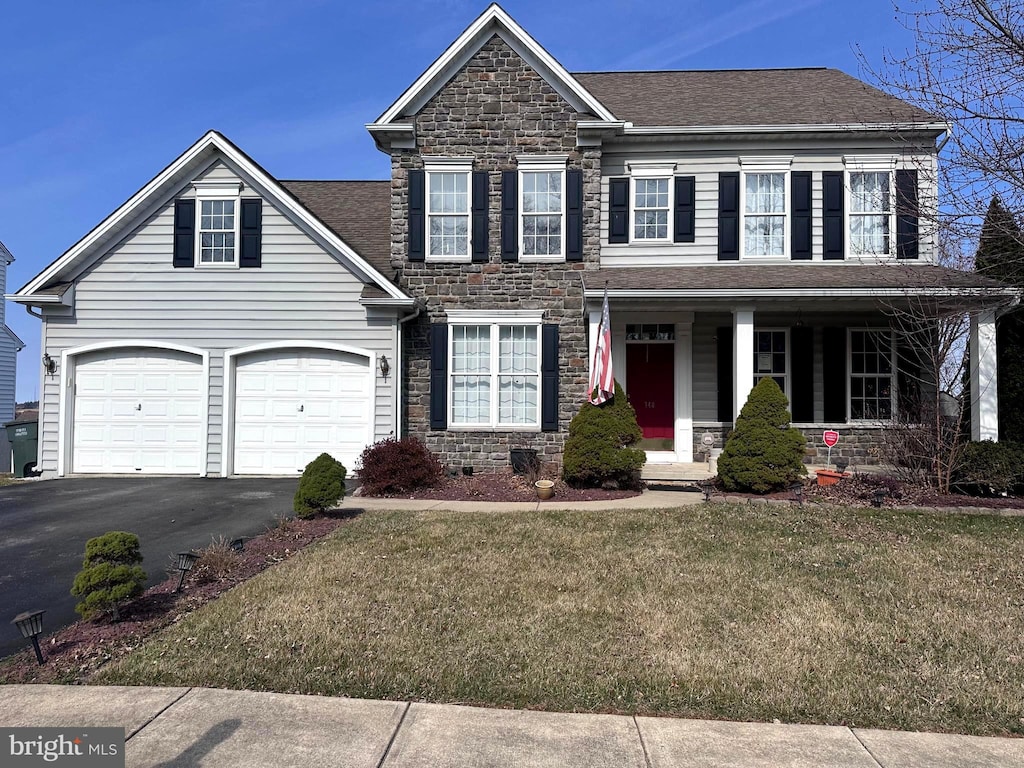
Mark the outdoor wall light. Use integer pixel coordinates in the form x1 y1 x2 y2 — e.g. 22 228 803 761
42 353 57 377
12 610 46 665
699 479 714 502
790 482 804 505
379 355 390 381
174 551 200 592
230 538 245 553
872 488 887 508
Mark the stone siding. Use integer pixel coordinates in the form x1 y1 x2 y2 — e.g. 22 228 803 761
390 35 601 471
693 426 885 466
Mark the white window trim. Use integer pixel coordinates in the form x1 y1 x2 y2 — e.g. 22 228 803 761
843 157 899 261
847 328 897 423
626 161 675 245
423 157 473 263
518 155 567 262
739 159 791 260
753 327 790 401
192 181 242 269
446 309 544 431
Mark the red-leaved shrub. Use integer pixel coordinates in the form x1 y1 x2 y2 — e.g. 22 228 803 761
358 437 443 496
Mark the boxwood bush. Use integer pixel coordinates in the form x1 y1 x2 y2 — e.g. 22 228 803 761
293 453 347 517
70 531 147 621
562 381 646 489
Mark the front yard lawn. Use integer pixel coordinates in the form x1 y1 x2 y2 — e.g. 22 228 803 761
95 505 1024 736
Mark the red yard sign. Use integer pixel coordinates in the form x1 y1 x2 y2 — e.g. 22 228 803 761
823 430 839 448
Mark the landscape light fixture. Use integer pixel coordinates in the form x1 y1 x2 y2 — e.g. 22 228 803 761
699 479 714 502
230 537 245 553
872 488 886 508
174 551 200 592
379 355 390 381
12 610 46 665
834 458 849 474
790 482 804 505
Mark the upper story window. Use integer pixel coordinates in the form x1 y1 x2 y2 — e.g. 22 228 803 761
849 171 892 256
423 158 473 262
849 329 894 420
743 172 786 257
518 155 567 261
192 181 243 268
633 178 670 240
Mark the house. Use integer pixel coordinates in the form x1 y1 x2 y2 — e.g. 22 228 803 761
1 241 26 473
7 4 1015 478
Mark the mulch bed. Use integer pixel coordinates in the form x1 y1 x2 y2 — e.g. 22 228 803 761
357 470 641 503
0 513 352 685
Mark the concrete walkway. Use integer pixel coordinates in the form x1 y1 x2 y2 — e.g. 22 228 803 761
348 487 705 512
1 686 1020 768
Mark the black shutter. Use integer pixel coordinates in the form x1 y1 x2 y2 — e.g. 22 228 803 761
718 172 739 260
608 177 629 244
501 170 518 261
790 326 814 422
823 171 844 260
408 170 425 262
717 326 734 422
541 324 559 431
429 324 448 430
239 198 262 268
896 169 919 259
566 169 584 262
173 199 195 268
822 327 847 423
471 171 489 263
791 171 812 260
674 175 696 243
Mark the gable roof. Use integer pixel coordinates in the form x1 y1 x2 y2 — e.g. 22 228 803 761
370 3 617 128
0 240 12 265
4 325 25 350
11 131 410 304
281 181 392 279
572 69 941 129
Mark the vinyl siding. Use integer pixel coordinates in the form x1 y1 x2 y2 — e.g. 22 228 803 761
38 161 396 476
0 258 16 472
599 139 937 266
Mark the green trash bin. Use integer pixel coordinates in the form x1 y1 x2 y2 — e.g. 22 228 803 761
4 419 39 479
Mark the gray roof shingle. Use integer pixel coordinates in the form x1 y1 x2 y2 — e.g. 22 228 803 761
572 69 939 127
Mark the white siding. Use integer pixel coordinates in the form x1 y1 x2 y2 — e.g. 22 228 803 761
38 162 396 476
0 256 18 472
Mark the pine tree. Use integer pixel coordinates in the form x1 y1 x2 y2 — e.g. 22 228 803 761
974 195 1024 442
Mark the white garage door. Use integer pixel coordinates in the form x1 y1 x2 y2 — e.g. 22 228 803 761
72 349 204 474
233 348 371 475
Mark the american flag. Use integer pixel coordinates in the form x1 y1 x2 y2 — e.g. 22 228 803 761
588 287 614 405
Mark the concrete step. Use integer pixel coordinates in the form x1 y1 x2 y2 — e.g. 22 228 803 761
641 462 715 482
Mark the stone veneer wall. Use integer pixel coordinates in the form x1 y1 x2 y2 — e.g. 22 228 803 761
693 426 885 466
390 35 602 471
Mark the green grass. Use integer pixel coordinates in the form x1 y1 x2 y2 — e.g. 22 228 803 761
96 505 1024 735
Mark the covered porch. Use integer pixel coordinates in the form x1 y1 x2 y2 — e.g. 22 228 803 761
584 264 1013 468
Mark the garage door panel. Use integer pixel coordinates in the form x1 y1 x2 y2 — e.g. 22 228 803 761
72 349 204 474
234 349 371 475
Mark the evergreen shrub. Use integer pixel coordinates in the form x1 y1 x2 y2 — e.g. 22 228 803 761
954 440 1024 495
562 381 646 489
358 437 443 496
718 377 807 493
70 531 147 621
293 453 347 517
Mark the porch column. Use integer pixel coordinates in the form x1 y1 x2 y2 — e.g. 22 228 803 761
733 308 754 422
970 309 998 441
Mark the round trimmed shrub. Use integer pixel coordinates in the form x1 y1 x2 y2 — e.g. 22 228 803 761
562 380 646 489
294 452 347 517
358 437 443 496
953 440 1024 495
70 531 147 621
718 377 807 493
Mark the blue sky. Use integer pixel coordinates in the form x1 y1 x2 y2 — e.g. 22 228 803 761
1 0 916 401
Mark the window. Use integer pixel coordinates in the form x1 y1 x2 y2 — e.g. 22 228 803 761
633 178 669 240
743 172 786 256
850 329 894 420
753 330 787 395
198 199 236 264
521 171 563 257
450 320 540 428
849 171 892 256
427 169 470 259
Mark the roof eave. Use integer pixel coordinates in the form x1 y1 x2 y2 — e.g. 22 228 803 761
584 286 1018 300
620 121 949 137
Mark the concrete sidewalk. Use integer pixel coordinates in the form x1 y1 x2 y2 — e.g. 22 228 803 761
1 686 1020 768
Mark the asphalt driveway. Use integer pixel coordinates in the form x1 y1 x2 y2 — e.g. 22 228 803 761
0 477 301 659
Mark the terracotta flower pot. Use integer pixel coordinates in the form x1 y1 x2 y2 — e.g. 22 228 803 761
535 480 555 500
815 469 846 487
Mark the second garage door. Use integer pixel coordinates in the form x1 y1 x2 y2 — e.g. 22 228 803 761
233 348 372 475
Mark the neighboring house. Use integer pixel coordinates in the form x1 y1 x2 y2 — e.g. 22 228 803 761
7 4 1015 478
1 241 26 473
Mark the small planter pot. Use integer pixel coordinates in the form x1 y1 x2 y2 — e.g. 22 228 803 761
535 480 555 500
815 469 846 487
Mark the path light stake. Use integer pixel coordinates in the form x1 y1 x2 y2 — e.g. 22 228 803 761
230 538 245 553
699 479 714 502
174 551 199 593
834 458 849 475
872 488 886 508
790 482 804 506
12 610 46 665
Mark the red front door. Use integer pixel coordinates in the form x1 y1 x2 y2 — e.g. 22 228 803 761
626 344 675 446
